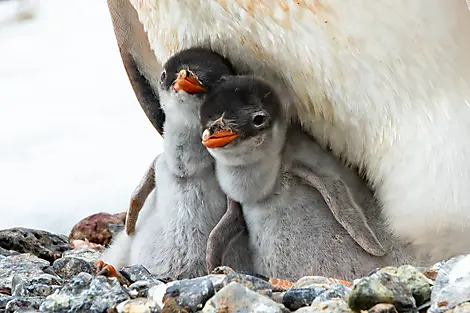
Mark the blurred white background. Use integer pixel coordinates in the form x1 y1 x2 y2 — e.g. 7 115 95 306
0 0 164 235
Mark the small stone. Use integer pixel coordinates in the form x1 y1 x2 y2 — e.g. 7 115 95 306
39 272 130 313
211 266 235 275
429 254 470 313
12 274 62 297
69 212 126 246
0 228 71 263
206 274 226 292
347 276 394 311
0 247 19 257
162 277 214 312
223 273 272 296
368 303 399 313
52 257 93 280
0 296 15 310
127 280 161 298
0 254 49 290
308 298 352 313
202 282 288 313
271 292 285 304
292 276 331 289
312 283 351 303
116 298 161 313
283 287 327 310
5 297 43 313
422 269 438 281
444 302 470 313
120 264 158 284
61 248 102 270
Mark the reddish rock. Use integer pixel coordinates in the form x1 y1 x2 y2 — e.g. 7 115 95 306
69 212 126 246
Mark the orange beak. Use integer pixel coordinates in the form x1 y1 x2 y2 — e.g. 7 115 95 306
173 70 206 94
202 128 239 148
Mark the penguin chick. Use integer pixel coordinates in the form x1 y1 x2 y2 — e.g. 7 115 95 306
98 48 253 280
200 76 421 281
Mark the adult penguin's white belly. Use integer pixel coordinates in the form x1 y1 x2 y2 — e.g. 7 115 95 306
129 0 470 261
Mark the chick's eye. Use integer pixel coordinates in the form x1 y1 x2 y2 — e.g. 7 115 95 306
252 114 267 127
160 71 166 82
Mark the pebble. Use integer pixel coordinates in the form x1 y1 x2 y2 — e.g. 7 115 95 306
312 283 351 303
429 254 470 313
368 303 399 313
283 287 327 310
301 299 352 313
11 274 62 297
162 276 214 312
39 272 130 313
116 298 161 313
52 256 94 279
5 296 43 313
222 273 273 296
127 280 156 298
61 248 101 267
202 281 288 313
0 228 70 263
0 247 19 257
0 254 49 290
68 212 126 246
120 264 160 284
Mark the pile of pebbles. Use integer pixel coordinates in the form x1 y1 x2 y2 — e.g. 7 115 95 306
0 227 469 313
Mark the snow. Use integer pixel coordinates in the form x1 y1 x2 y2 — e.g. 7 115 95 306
0 0 163 235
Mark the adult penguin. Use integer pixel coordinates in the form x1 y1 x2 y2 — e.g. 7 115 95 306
106 0 470 262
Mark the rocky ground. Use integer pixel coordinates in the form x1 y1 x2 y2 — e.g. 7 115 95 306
0 214 469 313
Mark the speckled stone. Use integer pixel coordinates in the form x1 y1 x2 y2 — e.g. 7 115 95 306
52 257 93 280
116 297 161 313
12 274 62 297
162 277 214 313
0 254 49 290
283 287 327 310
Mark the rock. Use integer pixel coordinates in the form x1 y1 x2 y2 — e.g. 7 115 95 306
69 212 126 246
202 282 288 313
5 297 43 313
271 292 285 304
296 299 352 313
223 273 272 296
283 287 327 311
127 281 153 298
347 276 394 311
206 274 226 292
368 303 399 313
52 257 93 280
162 277 214 313
12 274 62 297
378 266 432 306
0 228 71 263
0 254 49 290
61 248 101 267
0 296 15 310
211 266 235 275
429 254 470 313
0 247 19 257
120 265 159 284
148 282 172 309
292 276 331 289
312 283 351 303
116 298 161 313
39 272 130 313
444 302 470 313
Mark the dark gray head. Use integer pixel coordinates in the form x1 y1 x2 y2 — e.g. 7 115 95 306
200 76 287 164
158 48 235 127
160 47 235 95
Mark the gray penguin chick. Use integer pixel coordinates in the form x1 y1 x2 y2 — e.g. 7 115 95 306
98 48 253 280
200 75 421 281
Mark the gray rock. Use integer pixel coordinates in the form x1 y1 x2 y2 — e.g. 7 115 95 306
206 274 226 292
296 299 352 313
39 272 130 313
271 292 285 304
312 283 351 303
61 249 101 267
368 303 399 313
347 276 394 311
0 247 19 257
0 228 71 263
0 296 15 310
292 276 331 289
0 254 49 290
162 277 214 313
283 287 327 310
127 280 163 298
202 282 288 313
223 273 272 296
5 297 43 313
52 257 93 280
120 264 158 284
378 266 432 306
429 254 470 313
12 274 62 297
116 298 161 313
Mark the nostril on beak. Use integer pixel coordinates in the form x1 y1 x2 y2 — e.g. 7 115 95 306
177 69 188 79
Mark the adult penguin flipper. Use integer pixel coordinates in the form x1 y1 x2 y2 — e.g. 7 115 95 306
107 0 165 135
